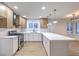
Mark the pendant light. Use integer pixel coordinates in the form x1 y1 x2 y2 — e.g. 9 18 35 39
71 13 76 21
53 9 58 24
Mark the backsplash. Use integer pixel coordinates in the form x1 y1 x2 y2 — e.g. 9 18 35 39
0 28 8 36
21 28 48 32
0 28 48 36
0 28 21 36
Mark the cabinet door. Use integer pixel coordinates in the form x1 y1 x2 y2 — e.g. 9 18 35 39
36 33 42 41
45 38 50 55
40 18 48 28
13 37 18 54
37 34 42 41
25 33 41 41
43 35 47 46
24 33 29 41
0 18 7 28
24 34 26 41
28 33 34 41
33 33 38 41
43 35 50 55
32 33 41 41
0 38 13 56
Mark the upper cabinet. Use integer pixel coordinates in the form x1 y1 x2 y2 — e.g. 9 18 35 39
0 4 7 18
19 16 26 28
40 18 48 28
5 7 14 28
0 4 14 28
0 18 7 28
0 3 27 28
13 15 27 28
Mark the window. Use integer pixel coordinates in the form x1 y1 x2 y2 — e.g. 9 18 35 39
67 22 73 33
34 23 38 28
27 20 40 31
76 22 79 34
29 23 33 28
28 23 38 29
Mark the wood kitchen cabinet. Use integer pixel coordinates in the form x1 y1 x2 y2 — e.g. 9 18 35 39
19 16 26 28
40 18 48 28
0 18 7 28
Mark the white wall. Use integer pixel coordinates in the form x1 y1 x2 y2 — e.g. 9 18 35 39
48 19 74 37
48 19 67 35
48 18 79 39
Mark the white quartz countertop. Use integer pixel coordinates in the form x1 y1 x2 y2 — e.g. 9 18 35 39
18 31 75 40
0 36 18 39
19 31 41 34
42 32 75 40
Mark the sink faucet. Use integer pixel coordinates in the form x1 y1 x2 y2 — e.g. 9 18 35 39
33 28 35 32
33 29 35 32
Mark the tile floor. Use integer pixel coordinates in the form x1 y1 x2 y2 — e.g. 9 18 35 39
15 42 47 56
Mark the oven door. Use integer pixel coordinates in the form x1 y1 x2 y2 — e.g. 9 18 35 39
18 34 24 50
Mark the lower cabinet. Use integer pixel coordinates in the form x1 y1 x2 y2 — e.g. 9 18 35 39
24 33 42 41
43 35 50 56
43 35 71 56
13 37 18 54
0 36 18 56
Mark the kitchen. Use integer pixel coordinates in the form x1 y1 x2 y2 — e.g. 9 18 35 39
0 2 79 56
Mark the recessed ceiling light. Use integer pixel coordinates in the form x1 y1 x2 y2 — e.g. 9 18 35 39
53 21 58 24
23 16 26 17
39 16 42 18
14 6 18 9
0 5 6 10
41 6 46 10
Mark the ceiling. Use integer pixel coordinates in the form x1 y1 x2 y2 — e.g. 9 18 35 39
5 2 79 19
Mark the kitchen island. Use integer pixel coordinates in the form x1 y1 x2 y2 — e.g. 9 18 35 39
42 32 75 56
